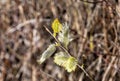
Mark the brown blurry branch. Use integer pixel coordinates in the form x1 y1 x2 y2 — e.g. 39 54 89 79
7 18 50 34
79 0 104 4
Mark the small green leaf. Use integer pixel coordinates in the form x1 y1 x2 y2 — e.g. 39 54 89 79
52 18 62 37
54 52 69 66
65 57 78 72
37 44 56 64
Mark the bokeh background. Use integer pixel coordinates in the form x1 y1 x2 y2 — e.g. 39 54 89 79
0 0 120 81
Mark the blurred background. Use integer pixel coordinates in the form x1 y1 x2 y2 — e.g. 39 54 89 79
0 0 120 81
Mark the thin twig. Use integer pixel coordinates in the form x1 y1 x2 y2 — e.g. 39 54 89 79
77 64 94 81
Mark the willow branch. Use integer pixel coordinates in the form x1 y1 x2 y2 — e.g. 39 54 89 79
44 25 94 81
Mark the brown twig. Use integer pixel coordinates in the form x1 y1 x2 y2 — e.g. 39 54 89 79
77 64 94 81
80 0 104 4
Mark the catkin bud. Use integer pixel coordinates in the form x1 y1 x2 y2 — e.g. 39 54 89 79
37 44 56 64
58 23 72 48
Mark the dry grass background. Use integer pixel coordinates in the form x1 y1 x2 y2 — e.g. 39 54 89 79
0 0 120 81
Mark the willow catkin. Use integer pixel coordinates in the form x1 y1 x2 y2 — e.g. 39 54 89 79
37 44 56 64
